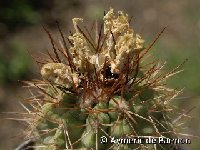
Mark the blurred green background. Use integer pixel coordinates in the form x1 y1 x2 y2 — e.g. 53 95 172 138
0 0 199 149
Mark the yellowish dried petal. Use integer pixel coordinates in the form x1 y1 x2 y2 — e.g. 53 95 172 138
101 9 145 73
103 8 114 34
41 63 79 88
112 11 129 35
69 32 95 71
115 31 135 54
135 34 145 50
103 8 129 35
72 18 83 32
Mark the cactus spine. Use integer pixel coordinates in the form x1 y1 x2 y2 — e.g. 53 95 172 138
23 8 185 150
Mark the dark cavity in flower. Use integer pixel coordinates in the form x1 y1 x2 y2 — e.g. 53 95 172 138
105 66 119 79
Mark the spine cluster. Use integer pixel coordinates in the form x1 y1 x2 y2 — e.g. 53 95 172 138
22 8 185 150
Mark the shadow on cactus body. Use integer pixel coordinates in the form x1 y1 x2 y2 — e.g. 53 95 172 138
19 8 188 150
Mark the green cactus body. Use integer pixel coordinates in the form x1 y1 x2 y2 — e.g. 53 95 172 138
22 8 185 150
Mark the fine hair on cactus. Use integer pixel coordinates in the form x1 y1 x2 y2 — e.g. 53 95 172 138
16 8 189 150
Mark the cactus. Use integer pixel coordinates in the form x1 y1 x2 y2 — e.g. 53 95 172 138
21 8 186 150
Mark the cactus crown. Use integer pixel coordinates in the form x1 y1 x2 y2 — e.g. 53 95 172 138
20 8 186 150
